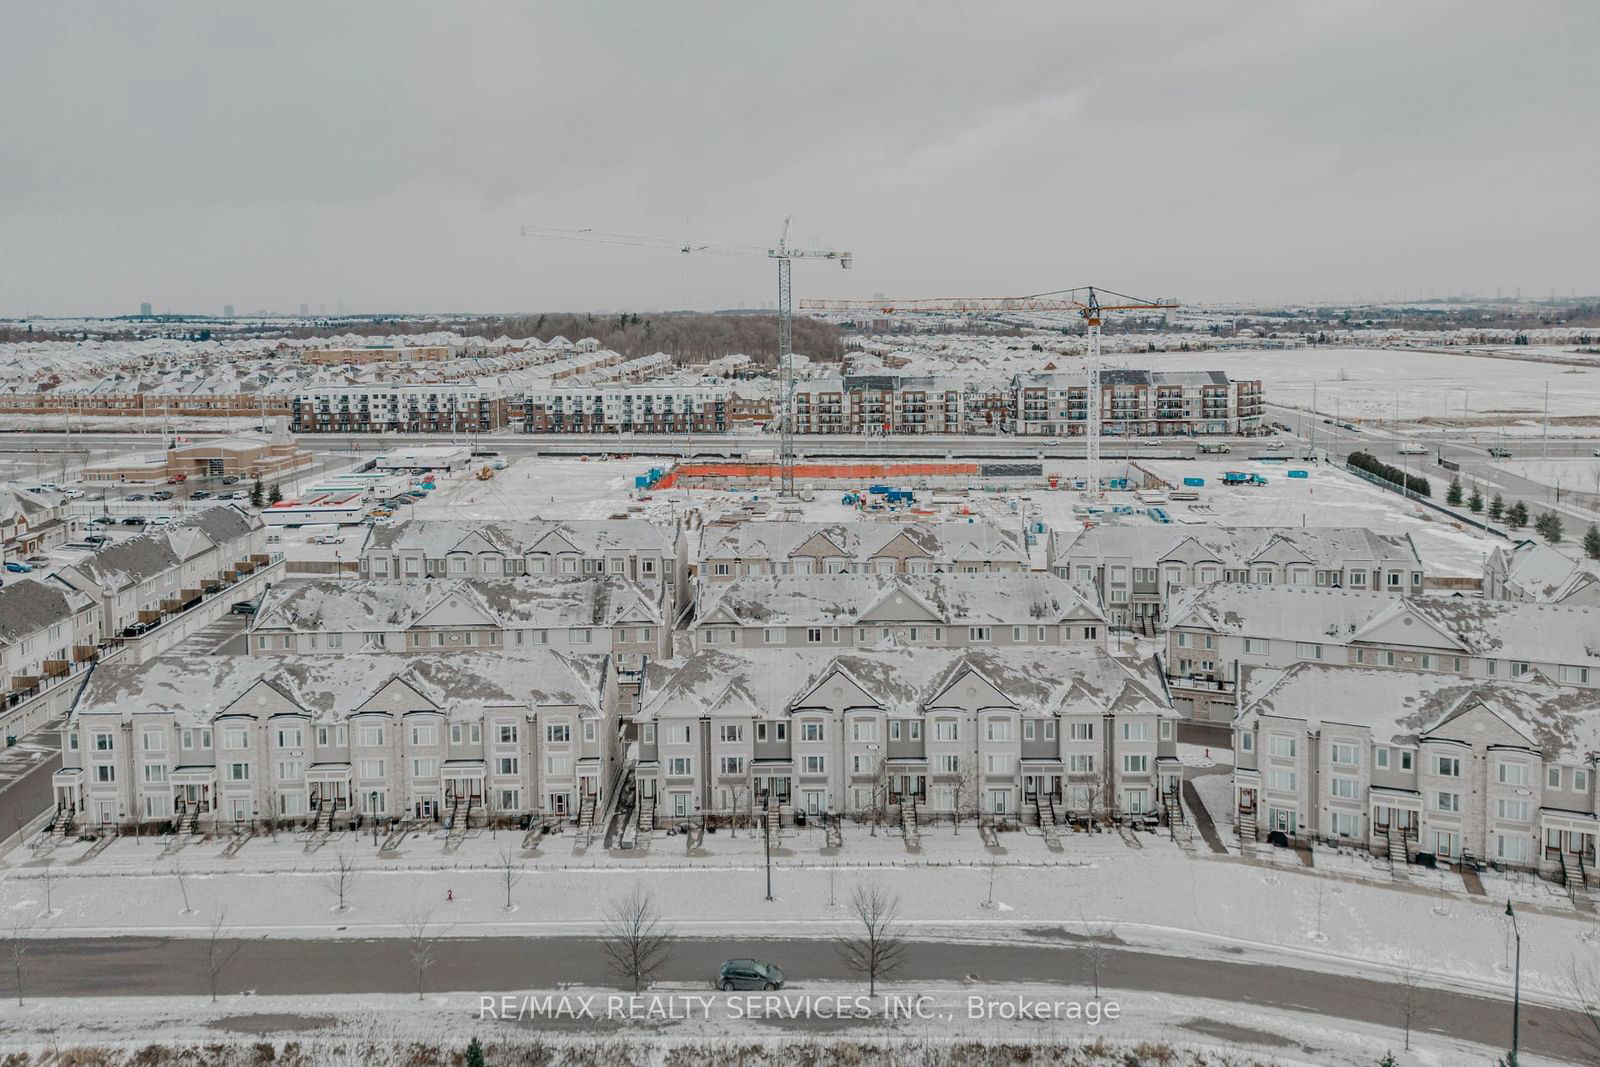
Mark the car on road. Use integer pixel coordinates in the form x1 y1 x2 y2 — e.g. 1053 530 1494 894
1592 448 1600 457
61 487 84 499
84 534 110 545
89 515 115 525
3 561 32 573
1397 445 1428 455
218 491 245 500
715 959 784 992
222 476 241 485
120 516 148 526
151 490 175 501
191 490 211 499
1488 447 1512 458
230 599 260 616
25 555 51 565
1265 440 1287 450
1142 439 1162 447
125 493 147 501
149 515 176 526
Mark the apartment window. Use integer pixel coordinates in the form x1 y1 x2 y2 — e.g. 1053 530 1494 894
937 754 960 774
94 765 115 783
411 758 439 778
1497 761 1528 786
276 759 303 780
570 629 591 645
712 563 730 576
223 728 250 750
1243 638 1268 655
497 724 519 745
907 721 921 741
93 732 114 752
1349 569 1367 587
1549 766 1563 789
226 762 250 782
719 756 745 776
1022 720 1036 741
851 720 878 742
985 719 1013 742
498 789 520 809
986 753 1012 775
1329 743 1359 767
1329 776 1358 799
934 720 959 742
969 627 992 642
1069 722 1094 741
672 725 692 744
1375 747 1390 770
1332 812 1359 837
141 730 165 752
890 720 902 741
1240 732 1254 753
1561 665 1590 685
1042 720 1056 741
358 759 385 778
1510 661 1531 678
763 628 785 645
1579 769 1591 793
1069 754 1094 773
143 764 167 783
496 756 519 775
799 721 825 742
1295 643 1323 661
803 755 826 774
409 724 438 746
719 723 744 743
546 724 571 744
1123 754 1149 774
1269 735 1297 758
1267 770 1296 791
806 628 823 644
1434 755 1461 778
1435 791 1460 813
1400 751 1414 771
1122 721 1150 742
67 732 79 752
1011 626 1023 642
1497 798 1531 822
546 754 572 776
358 725 385 747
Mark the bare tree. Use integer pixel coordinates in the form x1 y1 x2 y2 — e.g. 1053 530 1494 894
322 847 360 913
727 781 752 839
601 885 674 992
496 848 525 911
1312 882 1328 941
402 907 445 1001
39 867 54 918
983 859 1000 910
174 863 195 915
205 909 243 1003
6 916 35 1006
1394 953 1431 1052
948 758 977 836
1079 915 1116 1000
838 882 906 997
1563 957 1600 1061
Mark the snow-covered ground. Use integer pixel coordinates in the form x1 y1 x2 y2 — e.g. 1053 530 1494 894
5 814 1596 1010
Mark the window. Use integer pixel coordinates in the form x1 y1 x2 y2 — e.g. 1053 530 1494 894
1497 798 1531 821
357 758 385 778
763 627 785 645
1083 626 1098 640
1561 665 1590 685
1159 719 1173 741
889 720 902 741
497 756 519 775
1548 766 1563 789
671 725 692 744
1295 642 1323 661
223 728 250 750
1434 755 1461 778
1022 720 1035 741
719 756 745 775
1400 750 1414 771
851 720 878 743
1497 761 1528 786
1496 834 1530 863
358 725 386 747
546 724 571 744
1329 743 1359 767
93 732 114 752
1579 769 1591 792
803 755 826 774
1435 791 1460 813
1069 754 1094 773
1269 735 1297 758
986 753 1012 775
1240 732 1254 753
411 758 439 778
1243 638 1268 655
226 762 250 782
1121 721 1150 742
1011 626 1023 642
985 719 1013 742
143 764 167 783
1123 754 1149 774
1332 812 1359 837
1042 720 1056 741
719 723 744 743
936 754 960 774
1267 770 1296 791
276 759 303 780
409 724 437 746
805 628 823 644
1069 722 1094 741
570 628 591 645
968 627 992 642
497 724 519 745
800 722 825 742
141 731 165 752
545 754 572 776
94 764 115 783
934 720 959 742
1375 747 1389 769
1329 776 1358 799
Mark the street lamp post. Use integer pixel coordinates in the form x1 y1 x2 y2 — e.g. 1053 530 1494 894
1506 899 1521 1064
371 791 379 846
764 811 774 902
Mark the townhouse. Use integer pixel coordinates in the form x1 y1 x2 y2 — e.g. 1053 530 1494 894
1163 584 1600 722
698 520 1028 580
1 578 102 720
359 518 687 621
1014 369 1264 437
1484 539 1600 606
1049 524 1426 630
511 383 729 434
53 506 269 639
248 576 669 663
688 573 1105 654
0 486 78 560
633 646 1180 828
54 650 617 834
1233 662 1600 886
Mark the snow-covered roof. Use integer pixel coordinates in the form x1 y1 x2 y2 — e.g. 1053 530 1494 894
0 578 95 647
1053 524 1422 568
694 572 1100 629
365 518 676 557
253 576 661 633
1489 540 1600 604
640 646 1170 722
699 520 1026 566
73 650 604 725
57 506 259 593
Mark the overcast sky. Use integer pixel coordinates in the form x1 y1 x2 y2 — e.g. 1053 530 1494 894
3 1 1596 318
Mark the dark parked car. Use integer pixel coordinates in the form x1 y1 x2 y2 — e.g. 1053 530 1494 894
89 515 115 525
230 599 260 616
121 516 148 526
120 622 153 637
125 493 147 501
222 476 241 485
151 490 175 501
191 490 211 499
84 534 110 545
715 959 784 992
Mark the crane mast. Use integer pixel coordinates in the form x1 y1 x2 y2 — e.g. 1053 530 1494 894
522 219 850 497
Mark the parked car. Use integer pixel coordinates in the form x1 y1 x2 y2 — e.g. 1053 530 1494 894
151 490 175 501
120 622 153 638
61 488 84 499
3 561 32 573
167 474 187 484
222 476 241 485
1488 447 1512 458
120 516 148 526
149 515 176 526
84 534 110 545
25 555 51 565
125 493 147 501
89 515 115 526
230 599 260 616
191 490 211 499
314 534 346 545
218 491 244 500
1397 444 1428 455
715 959 784 992
1265 440 1287 450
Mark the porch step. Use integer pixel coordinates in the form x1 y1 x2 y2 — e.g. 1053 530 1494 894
178 806 200 836
764 805 778 839
575 792 598 847
638 796 656 835
1238 811 1257 844
824 813 842 849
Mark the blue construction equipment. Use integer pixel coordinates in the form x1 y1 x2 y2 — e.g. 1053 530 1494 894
1287 469 1309 479
1182 477 1205 487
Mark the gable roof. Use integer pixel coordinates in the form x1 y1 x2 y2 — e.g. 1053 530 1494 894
699 520 1027 566
1054 524 1423 570
252 576 662 633
365 518 676 557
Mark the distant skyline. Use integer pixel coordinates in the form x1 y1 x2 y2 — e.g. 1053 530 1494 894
2 2 1596 317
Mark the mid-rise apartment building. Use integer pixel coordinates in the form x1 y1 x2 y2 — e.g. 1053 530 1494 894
290 383 508 434
792 375 966 435
511 384 729 434
1049 525 1426 629
1015 369 1264 437
1233 662 1599 885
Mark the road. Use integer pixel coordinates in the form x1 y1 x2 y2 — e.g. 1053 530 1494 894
9 933 1590 1060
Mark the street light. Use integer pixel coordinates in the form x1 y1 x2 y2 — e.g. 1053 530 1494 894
1506 899 1521 1065
764 806 774 902
371 791 379 845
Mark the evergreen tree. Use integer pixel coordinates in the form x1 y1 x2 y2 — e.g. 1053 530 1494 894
1540 511 1564 543
1446 477 1462 506
249 478 264 508
464 1036 487 1067
1468 486 1483 513
1489 494 1505 521
268 482 284 505
1585 524 1600 561
1506 501 1529 529
1378 1054 1399 1067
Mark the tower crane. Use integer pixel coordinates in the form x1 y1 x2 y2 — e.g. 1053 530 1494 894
800 287 1177 498
521 220 852 496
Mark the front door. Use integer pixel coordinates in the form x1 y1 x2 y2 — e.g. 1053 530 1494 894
1239 788 1256 813
417 795 437 820
804 790 824 816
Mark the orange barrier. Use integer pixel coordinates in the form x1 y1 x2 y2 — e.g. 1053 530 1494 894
656 461 981 489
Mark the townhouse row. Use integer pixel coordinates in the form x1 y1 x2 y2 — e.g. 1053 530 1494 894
1232 662 1600 885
